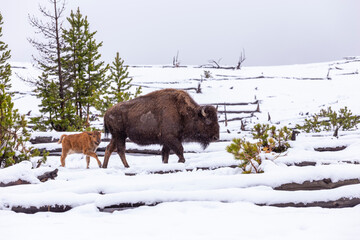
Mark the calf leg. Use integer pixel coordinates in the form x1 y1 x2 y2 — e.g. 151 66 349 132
60 150 68 167
116 137 130 168
86 156 90 169
162 145 170 163
103 139 116 168
83 150 102 168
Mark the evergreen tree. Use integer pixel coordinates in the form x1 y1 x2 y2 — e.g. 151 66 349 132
96 52 141 114
83 30 108 126
0 13 40 168
62 7 108 128
62 7 88 128
28 0 76 131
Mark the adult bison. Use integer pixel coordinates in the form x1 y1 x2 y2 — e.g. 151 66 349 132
102 88 219 168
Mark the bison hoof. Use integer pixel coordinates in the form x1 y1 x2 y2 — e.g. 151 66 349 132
178 159 185 163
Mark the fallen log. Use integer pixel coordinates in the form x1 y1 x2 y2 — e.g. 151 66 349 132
100 202 160 213
124 164 239 176
11 204 72 214
293 161 317 167
37 168 59 182
10 195 360 214
260 197 360 208
0 169 58 187
288 161 360 167
208 100 259 106
217 110 258 114
37 148 198 157
30 136 57 144
314 146 347 152
100 196 360 212
30 136 112 144
0 179 31 187
274 178 360 191
219 115 254 123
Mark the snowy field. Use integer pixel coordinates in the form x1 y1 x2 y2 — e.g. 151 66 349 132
1 58 360 239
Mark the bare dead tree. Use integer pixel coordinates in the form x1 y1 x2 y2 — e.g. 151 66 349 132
327 66 333 80
201 58 239 70
224 104 228 127
236 49 246 70
173 51 180 67
256 102 260 112
28 0 69 131
196 82 202 93
240 120 246 131
208 58 222 68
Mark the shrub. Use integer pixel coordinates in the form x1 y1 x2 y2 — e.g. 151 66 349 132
0 110 45 168
296 106 360 137
226 138 263 174
203 70 212 79
227 124 292 173
252 124 292 153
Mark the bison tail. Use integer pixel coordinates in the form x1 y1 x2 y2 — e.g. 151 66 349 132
104 121 110 138
58 134 66 144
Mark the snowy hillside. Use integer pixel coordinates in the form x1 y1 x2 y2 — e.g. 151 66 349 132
1 58 360 240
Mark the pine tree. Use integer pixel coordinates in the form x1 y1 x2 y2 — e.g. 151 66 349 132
96 52 141 114
28 0 75 131
83 30 109 127
62 7 88 128
296 106 360 137
0 12 40 168
62 7 108 128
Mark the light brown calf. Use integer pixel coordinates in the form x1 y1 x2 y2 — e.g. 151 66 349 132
58 131 102 168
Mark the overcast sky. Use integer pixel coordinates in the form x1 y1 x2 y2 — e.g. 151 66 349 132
1 0 360 66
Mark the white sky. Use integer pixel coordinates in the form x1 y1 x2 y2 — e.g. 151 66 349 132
1 0 360 66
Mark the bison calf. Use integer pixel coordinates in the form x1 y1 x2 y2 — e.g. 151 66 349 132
103 88 219 168
58 131 102 168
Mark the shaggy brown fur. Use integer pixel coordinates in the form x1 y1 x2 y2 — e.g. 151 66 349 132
58 131 102 168
103 88 219 168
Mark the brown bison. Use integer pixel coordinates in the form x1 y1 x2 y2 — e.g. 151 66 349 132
102 88 219 168
58 131 102 168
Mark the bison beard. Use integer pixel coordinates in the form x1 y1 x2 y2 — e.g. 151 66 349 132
102 89 219 168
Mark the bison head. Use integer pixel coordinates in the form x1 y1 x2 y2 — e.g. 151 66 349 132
87 131 102 146
191 105 219 149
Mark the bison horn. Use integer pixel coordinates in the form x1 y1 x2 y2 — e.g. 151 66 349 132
201 107 207 117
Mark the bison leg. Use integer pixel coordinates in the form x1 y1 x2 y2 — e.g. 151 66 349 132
116 137 130 168
164 137 185 163
161 145 170 164
103 139 116 168
83 150 102 168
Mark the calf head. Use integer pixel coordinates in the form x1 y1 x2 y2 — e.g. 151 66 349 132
87 131 101 146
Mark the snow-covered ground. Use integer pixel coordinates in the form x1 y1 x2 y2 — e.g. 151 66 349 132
1 58 360 239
